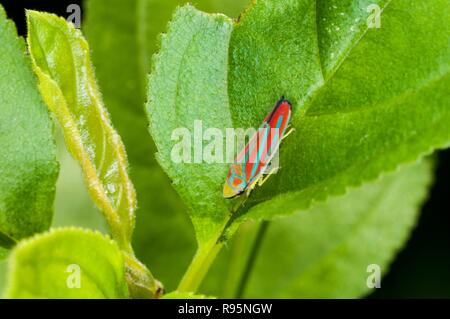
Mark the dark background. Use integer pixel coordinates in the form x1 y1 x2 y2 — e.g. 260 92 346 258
1 0 449 298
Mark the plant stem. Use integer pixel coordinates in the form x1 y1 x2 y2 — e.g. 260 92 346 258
178 196 248 293
177 240 224 293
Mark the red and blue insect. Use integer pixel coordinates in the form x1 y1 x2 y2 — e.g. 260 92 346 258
223 97 293 199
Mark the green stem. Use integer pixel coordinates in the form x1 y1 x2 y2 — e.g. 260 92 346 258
177 240 224 293
178 196 248 293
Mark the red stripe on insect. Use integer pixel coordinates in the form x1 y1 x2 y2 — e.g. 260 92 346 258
223 97 293 199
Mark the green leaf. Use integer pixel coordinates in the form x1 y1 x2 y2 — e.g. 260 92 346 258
230 0 450 222
147 0 449 247
26 10 136 250
162 291 215 299
202 159 433 298
4 228 129 299
0 5 58 246
84 0 249 291
147 5 234 245
84 0 195 291
26 11 162 298
84 0 248 164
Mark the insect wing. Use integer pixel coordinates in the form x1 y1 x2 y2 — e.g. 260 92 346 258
224 97 292 198
264 99 292 162
241 98 292 185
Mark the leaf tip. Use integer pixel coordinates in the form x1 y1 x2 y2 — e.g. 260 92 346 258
25 9 46 26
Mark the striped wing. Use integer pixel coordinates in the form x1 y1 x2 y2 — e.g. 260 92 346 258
224 97 292 198
237 98 292 186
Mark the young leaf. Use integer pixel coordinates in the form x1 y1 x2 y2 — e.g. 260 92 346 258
0 5 58 246
26 11 162 298
4 228 129 299
202 159 433 298
26 10 136 251
201 0 250 16
147 5 234 246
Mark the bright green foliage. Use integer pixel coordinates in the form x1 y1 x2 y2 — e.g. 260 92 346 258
228 0 389 126
203 160 433 298
232 0 450 222
147 5 235 246
84 0 249 290
26 11 163 299
0 0 446 299
5 228 129 298
26 11 136 250
0 6 58 247
245 161 433 298
316 0 390 76
84 0 194 290
229 0 324 127
146 0 450 246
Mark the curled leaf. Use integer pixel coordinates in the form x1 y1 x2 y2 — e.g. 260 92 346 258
26 10 136 250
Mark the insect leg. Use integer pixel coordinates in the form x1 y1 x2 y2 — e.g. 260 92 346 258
257 167 278 186
283 127 295 139
245 178 260 197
